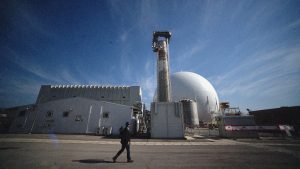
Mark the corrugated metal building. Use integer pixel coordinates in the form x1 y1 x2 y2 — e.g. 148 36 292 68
9 97 132 135
3 85 143 135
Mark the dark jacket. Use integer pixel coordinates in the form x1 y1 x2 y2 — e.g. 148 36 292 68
120 127 130 145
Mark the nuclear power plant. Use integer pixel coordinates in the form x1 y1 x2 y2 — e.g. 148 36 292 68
0 31 298 138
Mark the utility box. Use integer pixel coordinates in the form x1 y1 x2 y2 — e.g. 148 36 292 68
217 115 258 138
150 102 184 138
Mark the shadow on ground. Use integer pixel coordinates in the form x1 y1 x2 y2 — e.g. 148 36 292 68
72 159 128 164
0 147 20 150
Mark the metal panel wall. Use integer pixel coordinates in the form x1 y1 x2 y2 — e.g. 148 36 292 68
29 97 132 135
35 85 142 108
150 102 184 138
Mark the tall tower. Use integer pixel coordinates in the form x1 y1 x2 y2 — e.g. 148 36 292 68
150 31 184 138
152 31 172 102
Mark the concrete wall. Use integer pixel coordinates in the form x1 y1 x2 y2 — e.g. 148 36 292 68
150 102 184 138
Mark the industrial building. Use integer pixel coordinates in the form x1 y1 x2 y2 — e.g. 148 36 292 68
2 85 143 135
0 104 35 133
249 106 300 136
217 115 259 138
9 97 133 135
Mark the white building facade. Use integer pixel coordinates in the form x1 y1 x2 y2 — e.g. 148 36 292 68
9 97 133 135
7 85 143 135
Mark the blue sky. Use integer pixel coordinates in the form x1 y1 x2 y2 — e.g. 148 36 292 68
1 0 300 111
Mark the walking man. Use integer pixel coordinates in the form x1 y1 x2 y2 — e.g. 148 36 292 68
112 122 133 163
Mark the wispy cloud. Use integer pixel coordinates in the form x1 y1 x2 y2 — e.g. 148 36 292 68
210 44 300 103
119 48 133 82
287 18 300 29
60 69 82 84
14 3 58 40
108 0 159 34
175 41 207 65
9 77 40 96
4 47 59 82
0 75 41 107
3 47 82 85
119 25 137 43
120 32 128 42
0 47 87 107
135 57 156 107
139 75 156 106
2 0 299 110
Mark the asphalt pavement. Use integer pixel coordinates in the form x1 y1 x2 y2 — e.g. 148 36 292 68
0 134 299 169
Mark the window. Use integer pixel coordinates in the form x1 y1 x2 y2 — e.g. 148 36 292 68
75 115 83 121
46 119 54 122
18 110 26 117
63 111 70 117
46 111 53 118
103 112 109 118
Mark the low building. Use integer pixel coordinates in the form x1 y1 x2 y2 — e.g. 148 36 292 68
9 97 133 135
249 106 300 136
217 115 258 138
0 104 35 133
2 85 143 135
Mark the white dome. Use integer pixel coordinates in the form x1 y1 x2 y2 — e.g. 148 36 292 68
170 72 220 122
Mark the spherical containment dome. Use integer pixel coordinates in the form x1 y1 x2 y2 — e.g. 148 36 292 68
170 72 220 122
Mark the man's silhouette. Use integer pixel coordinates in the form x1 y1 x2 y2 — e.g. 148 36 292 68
112 122 133 163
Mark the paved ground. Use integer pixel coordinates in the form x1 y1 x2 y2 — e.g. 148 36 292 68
0 134 300 169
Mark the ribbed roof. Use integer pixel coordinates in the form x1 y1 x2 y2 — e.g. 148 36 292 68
50 85 130 89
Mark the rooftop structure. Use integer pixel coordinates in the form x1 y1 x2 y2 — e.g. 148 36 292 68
36 85 142 110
